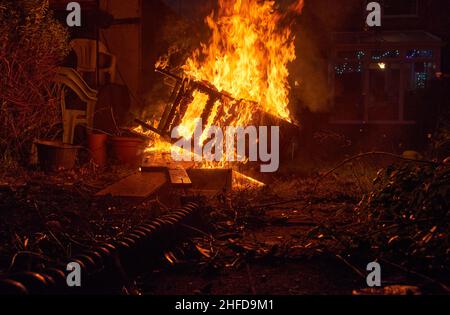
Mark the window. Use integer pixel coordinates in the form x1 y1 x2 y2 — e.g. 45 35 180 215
409 62 436 89
382 0 418 17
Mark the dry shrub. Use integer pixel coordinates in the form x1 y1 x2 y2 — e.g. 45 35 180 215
0 0 69 164
432 107 450 159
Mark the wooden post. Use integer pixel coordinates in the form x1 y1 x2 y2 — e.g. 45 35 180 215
95 0 100 88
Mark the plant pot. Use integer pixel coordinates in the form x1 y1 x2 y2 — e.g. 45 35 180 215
35 140 80 171
88 133 108 167
110 136 145 167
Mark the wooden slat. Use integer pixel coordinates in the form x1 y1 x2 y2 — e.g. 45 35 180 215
167 166 192 187
141 154 195 172
186 168 232 192
140 153 193 187
95 171 167 198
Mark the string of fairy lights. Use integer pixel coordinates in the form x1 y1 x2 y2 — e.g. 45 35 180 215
334 50 365 75
371 50 400 61
406 49 433 59
334 49 435 89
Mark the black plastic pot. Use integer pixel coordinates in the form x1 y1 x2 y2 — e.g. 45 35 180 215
35 140 81 171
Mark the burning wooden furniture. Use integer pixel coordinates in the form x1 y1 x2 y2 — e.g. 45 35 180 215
135 67 300 166
128 0 303 192
142 68 298 141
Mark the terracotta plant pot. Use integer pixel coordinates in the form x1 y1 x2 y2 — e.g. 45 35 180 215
35 140 80 171
110 136 145 167
88 133 108 167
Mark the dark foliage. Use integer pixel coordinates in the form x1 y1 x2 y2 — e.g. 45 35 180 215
314 162 450 283
0 0 69 165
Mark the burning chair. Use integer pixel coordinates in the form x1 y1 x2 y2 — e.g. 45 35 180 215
136 67 300 165
133 0 304 180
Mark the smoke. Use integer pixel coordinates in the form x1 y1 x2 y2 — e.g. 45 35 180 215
292 25 331 114
291 0 364 114
288 0 305 14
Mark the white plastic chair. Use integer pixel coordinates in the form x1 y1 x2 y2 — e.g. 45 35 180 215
53 67 98 144
70 39 117 85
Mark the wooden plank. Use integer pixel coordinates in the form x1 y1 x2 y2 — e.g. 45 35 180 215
140 153 193 187
95 171 167 198
141 154 195 172
167 166 192 187
187 168 232 192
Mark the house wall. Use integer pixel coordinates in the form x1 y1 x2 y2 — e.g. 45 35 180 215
50 0 143 110
295 0 449 154
299 1 449 62
100 0 142 110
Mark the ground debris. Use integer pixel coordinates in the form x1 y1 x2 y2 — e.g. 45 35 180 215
142 161 449 294
353 285 422 296
0 165 167 274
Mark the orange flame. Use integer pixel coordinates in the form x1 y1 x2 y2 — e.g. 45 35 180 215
183 0 304 124
140 0 303 168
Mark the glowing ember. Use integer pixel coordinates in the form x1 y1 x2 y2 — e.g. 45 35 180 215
232 170 266 190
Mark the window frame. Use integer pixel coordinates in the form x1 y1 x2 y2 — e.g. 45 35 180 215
381 0 420 19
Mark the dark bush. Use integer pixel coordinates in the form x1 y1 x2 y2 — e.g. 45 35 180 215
0 0 69 166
